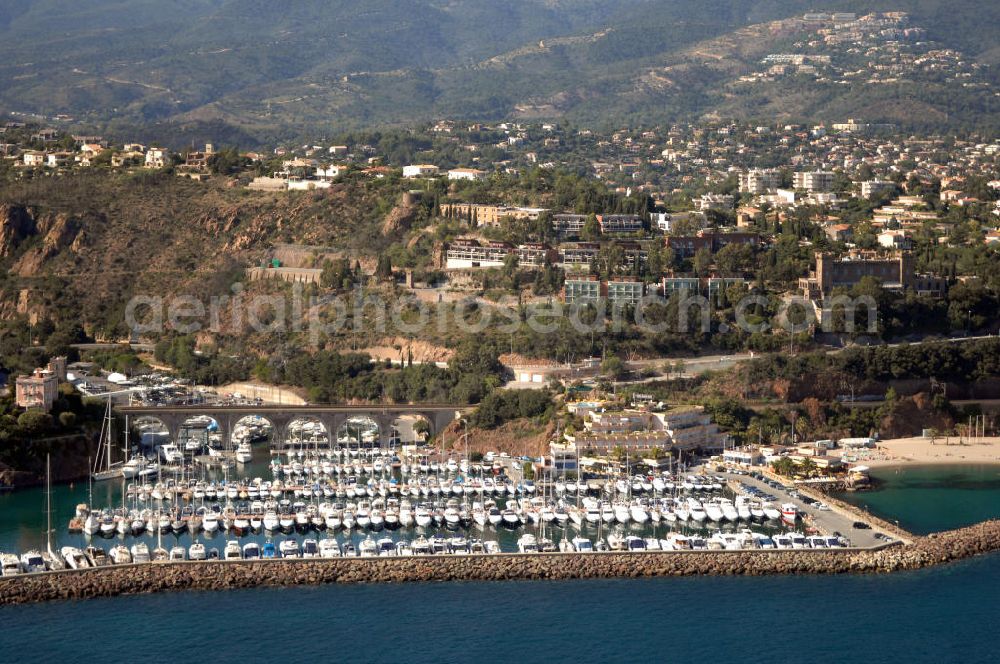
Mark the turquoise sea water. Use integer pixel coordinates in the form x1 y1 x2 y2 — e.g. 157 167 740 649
836 465 1000 535
0 462 998 662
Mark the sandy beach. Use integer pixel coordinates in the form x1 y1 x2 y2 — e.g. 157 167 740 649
850 436 1000 468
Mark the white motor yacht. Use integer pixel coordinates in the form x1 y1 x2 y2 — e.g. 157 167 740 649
19 551 46 573
188 542 207 560
399 506 414 528
109 545 132 565
223 541 242 560
319 539 341 558
159 444 184 465
358 537 377 557
279 539 300 558
121 456 149 479
501 508 520 527
664 534 691 551
263 511 280 531
487 506 503 526
720 499 739 522
414 506 433 528
130 542 150 563
235 443 253 464
704 500 725 522
687 499 707 522
202 512 220 534
629 504 649 524
517 534 539 553
411 536 431 556
1 553 22 576
61 547 90 570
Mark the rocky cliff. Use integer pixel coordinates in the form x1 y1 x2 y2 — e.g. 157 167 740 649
0 204 37 257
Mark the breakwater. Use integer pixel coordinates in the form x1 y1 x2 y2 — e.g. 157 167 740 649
2 520 1000 605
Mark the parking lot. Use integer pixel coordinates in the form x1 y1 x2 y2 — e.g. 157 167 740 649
717 470 892 548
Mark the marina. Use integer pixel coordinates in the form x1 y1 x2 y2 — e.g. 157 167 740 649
0 440 886 574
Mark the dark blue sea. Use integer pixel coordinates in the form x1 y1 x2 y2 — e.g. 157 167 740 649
0 463 998 663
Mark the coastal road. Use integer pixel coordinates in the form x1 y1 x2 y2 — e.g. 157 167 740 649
616 333 998 385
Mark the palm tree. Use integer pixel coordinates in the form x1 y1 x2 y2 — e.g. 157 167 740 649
799 457 818 478
771 457 795 477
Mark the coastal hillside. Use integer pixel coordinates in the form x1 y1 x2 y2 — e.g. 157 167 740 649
0 173 408 339
1 1 998 138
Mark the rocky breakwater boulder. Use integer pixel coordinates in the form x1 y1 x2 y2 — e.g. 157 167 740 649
4 524 1000 606
910 519 1000 564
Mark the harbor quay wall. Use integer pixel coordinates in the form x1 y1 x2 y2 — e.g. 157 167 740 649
796 484 915 543
3 521 1000 605
754 469 915 542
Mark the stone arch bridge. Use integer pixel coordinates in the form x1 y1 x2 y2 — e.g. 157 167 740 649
118 404 469 450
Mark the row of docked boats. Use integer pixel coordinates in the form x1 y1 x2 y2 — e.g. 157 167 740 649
1 528 850 575
78 493 798 539
119 469 733 509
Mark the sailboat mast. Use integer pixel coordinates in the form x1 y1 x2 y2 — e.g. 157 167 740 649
46 454 53 556
92 408 104 476
87 456 93 508
105 398 112 472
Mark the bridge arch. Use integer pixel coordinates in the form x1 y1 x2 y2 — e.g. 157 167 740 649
178 414 224 454
334 415 381 451
117 405 468 453
230 414 276 449
131 415 170 452
388 412 434 447
285 416 330 450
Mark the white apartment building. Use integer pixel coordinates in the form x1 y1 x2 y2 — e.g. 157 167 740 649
145 148 169 169
402 164 439 178
447 168 486 181
793 171 835 193
695 193 735 212
862 180 896 198
740 168 783 194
